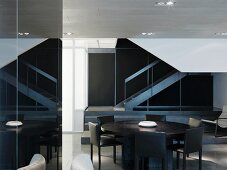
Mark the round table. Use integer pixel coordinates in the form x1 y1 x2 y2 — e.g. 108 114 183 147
0 120 56 168
102 120 190 170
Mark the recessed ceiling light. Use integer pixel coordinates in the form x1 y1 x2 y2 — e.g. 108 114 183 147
142 32 153 36
18 32 30 36
63 32 74 36
155 1 176 6
215 32 227 36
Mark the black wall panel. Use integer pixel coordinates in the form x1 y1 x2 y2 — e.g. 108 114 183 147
89 53 115 106
181 75 213 106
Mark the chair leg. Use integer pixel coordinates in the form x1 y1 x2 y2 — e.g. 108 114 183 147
122 145 124 168
176 152 180 169
142 157 145 170
183 153 186 170
90 144 93 162
134 155 139 170
187 153 189 158
98 147 101 170
199 150 202 170
162 158 167 170
113 145 116 163
50 145 52 160
47 145 50 164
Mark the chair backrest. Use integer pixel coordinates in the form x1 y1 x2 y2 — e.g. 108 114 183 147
89 122 100 146
71 154 94 170
0 131 16 170
188 118 201 128
135 132 166 158
219 105 227 118
145 115 166 122
97 115 114 126
184 127 204 154
18 154 46 170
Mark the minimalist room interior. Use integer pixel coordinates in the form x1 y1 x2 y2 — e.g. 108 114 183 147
1 0 227 170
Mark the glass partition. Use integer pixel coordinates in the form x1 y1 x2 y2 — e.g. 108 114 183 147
0 0 18 169
17 0 62 169
1 1 62 169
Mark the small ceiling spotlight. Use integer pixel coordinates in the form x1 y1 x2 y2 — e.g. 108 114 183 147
18 32 30 36
215 32 227 36
63 32 74 36
141 32 153 36
155 1 176 6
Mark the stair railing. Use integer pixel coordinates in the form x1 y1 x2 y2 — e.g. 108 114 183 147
19 59 60 106
124 60 160 100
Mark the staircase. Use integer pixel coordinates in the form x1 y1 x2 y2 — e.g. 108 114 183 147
115 60 187 111
0 59 59 110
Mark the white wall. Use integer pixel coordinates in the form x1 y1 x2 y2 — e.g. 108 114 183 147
62 38 117 132
62 39 88 132
130 39 227 72
213 73 227 109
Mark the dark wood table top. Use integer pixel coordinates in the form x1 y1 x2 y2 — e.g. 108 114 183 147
102 120 190 138
0 120 56 136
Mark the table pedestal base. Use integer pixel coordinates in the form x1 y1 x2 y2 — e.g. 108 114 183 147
121 136 173 170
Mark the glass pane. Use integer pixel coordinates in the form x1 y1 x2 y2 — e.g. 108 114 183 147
17 0 62 169
0 0 18 169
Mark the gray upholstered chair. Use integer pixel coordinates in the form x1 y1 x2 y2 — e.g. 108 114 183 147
18 154 46 170
202 105 227 136
71 154 94 170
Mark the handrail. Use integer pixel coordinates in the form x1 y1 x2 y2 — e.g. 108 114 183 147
19 60 57 83
124 59 160 101
125 60 160 83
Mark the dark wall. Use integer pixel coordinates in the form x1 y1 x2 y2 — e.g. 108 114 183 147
89 53 115 106
181 75 213 106
0 39 62 110
88 39 213 107
0 61 17 111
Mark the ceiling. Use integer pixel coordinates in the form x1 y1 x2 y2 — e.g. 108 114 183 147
0 0 62 38
63 0 227 38
63 38 117 48
1 0 227 38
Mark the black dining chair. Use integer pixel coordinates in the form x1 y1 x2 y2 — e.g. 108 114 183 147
145 115 166 121
38 115 62 164
169 127 204 170
89 122 121 170
135 132 167 170
175 117 202 157
0 131 16 170
97 115 115 137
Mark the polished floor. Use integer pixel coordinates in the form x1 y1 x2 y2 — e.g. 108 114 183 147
63 133 227 170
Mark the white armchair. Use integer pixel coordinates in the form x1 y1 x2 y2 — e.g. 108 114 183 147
71 154 94 170
18 154 46 170
202 105 227 136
